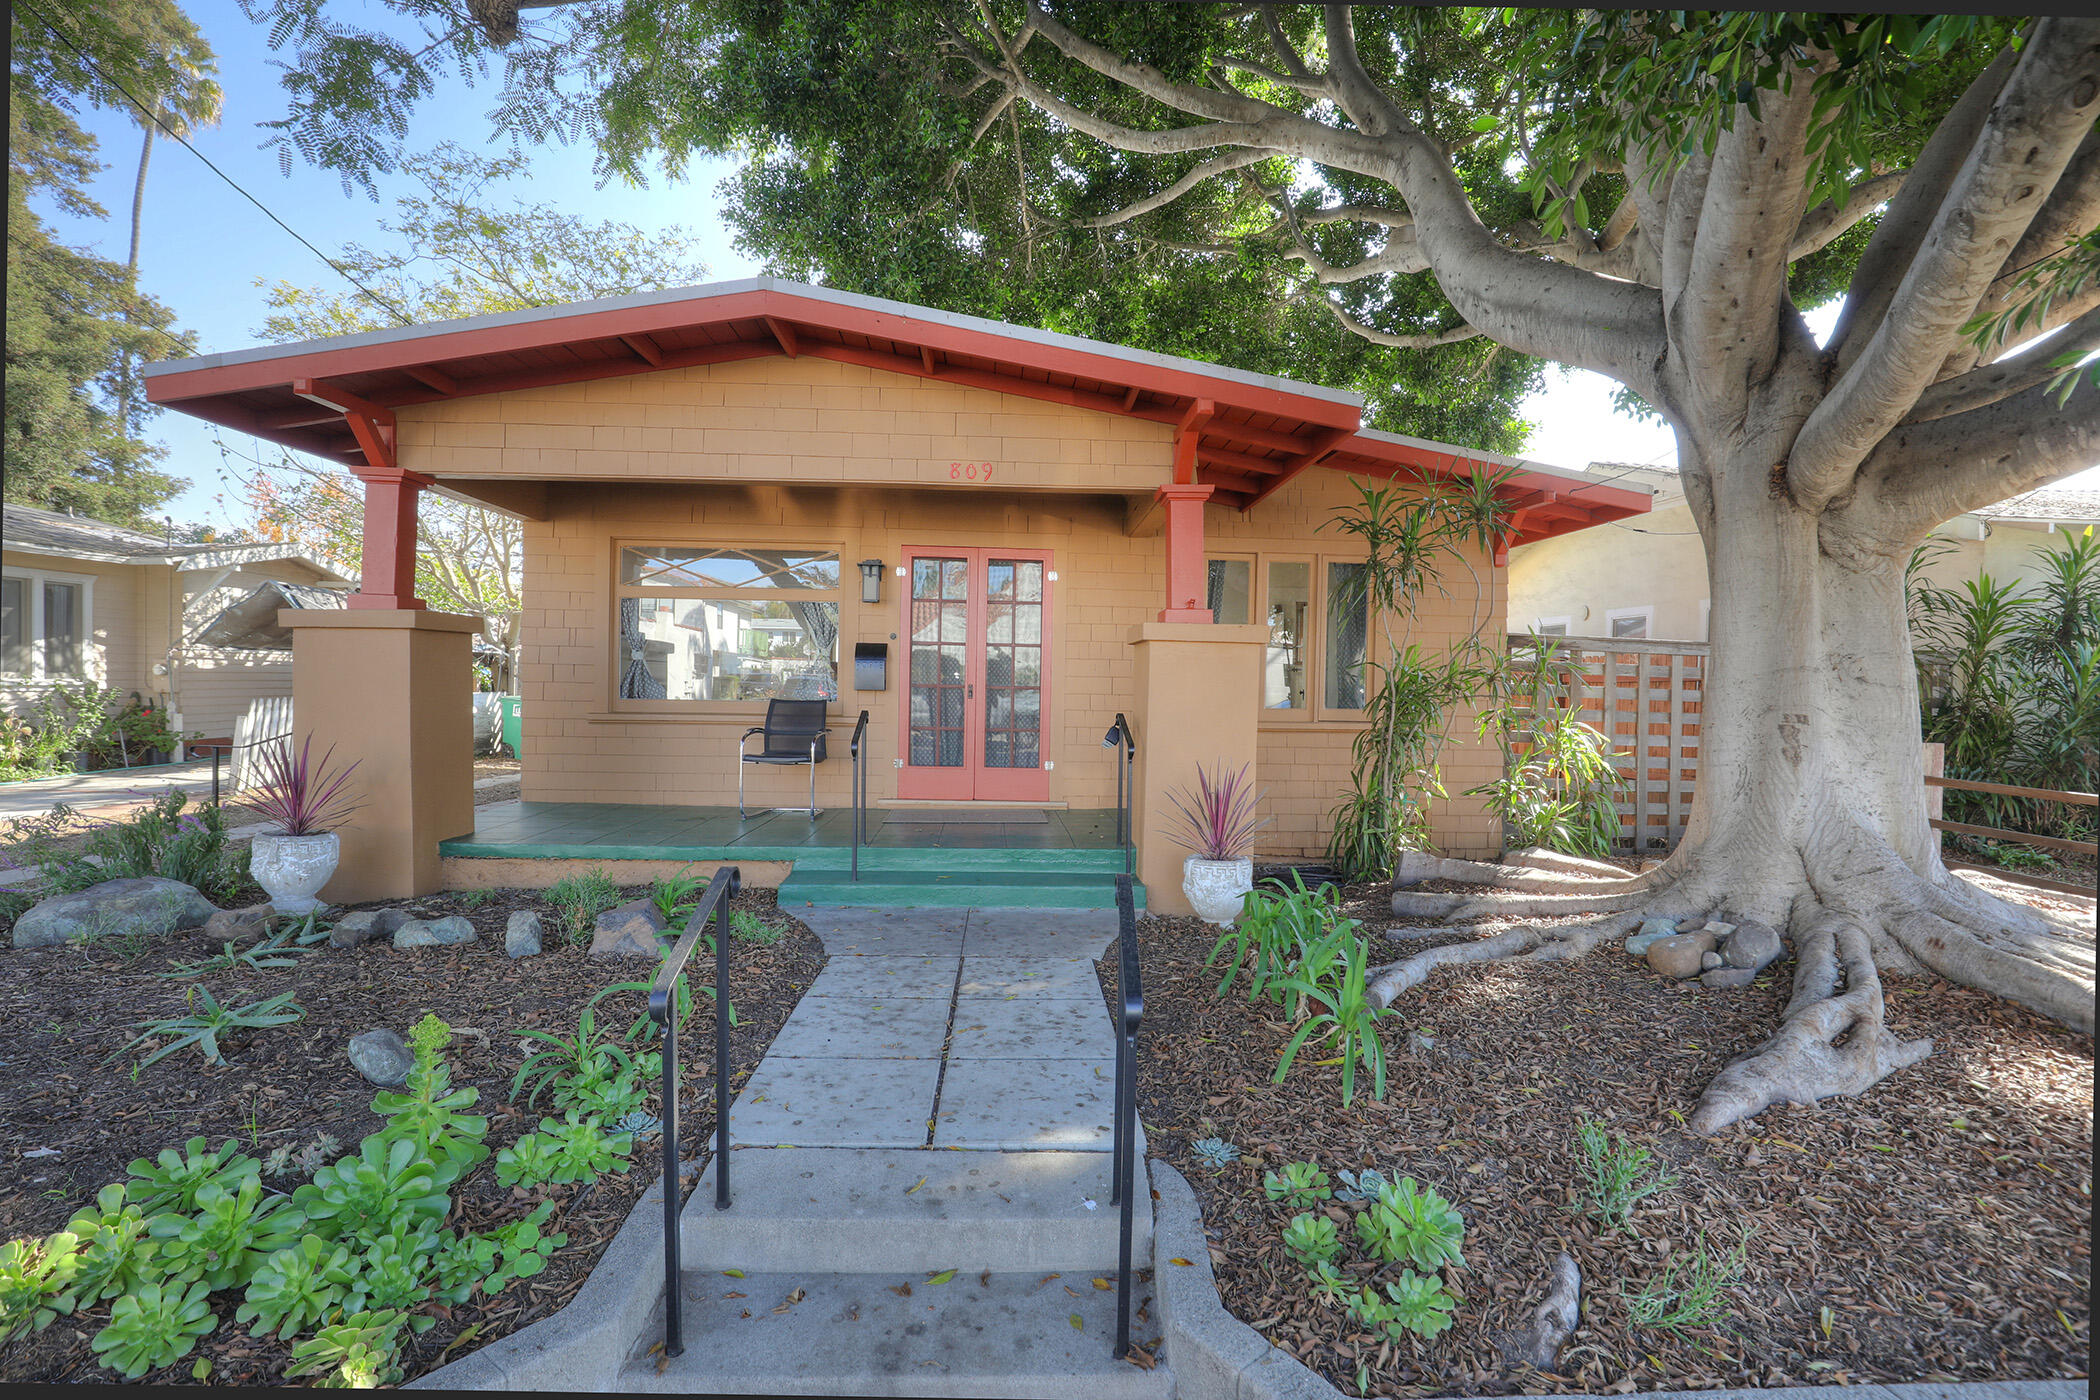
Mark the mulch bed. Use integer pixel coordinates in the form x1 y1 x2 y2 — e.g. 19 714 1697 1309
0 882 824 1387
1113 878 2092 1397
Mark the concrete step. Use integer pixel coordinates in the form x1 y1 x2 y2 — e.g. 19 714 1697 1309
778 869 1147 910
685 1149 1152 1275
621 1269 1170 1398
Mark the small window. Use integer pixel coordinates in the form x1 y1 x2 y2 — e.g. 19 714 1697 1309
620 545 839 591
1205 558 1252 625
1 569 92 680
1324 561 1369 710
1264 561 1310 711
1533 617 1571 637
1 577 23 674
43 582 83 675
1606 607 1651 640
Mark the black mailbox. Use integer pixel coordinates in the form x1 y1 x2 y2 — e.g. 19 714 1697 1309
853 642 888 692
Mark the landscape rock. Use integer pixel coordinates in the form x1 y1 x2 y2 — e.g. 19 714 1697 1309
1702 920 1738 942
12 877 216 950
505 910 542 959
590 899 668 960
347 1029 413 1087
1700 949 1724 971
1646 930 1717 980
1624 918 1678 957
1700 966 1758 990
330 907 410 949
203 903 277 944
393 915 478 949
1721 917 1784 971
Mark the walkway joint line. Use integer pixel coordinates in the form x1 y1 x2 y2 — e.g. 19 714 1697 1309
923 915 970 1146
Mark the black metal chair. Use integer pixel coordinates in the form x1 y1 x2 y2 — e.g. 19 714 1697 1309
738 699 830 818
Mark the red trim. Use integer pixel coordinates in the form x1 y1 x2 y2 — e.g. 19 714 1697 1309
896 547 1054 802
1239 426 1354 511
1157 483 1215 622
763 317 801 358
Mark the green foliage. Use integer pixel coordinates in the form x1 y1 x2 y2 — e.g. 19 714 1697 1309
430 1231 500 1306
1623 1226 1752 1333
595 955 735 1047
1571 1118 1680 1235
0 1231 81 1340
1269 919 1391 1105
160 922 310 978
511 1003 638 1108
262 1132 341 1183
369 1013 490 1173
1263 1161 1334 1209
1358 1271 1457 1341
342 1232 438 1331
1472 636 1627 856
1280 1212 1341 1269
495 1111 632 1188
482 1202 567 1295
1189 1137 1240 1171
8 786 237 899
648 870 707 926
728 908 783 944
543 868 621 946
290 1137 459 1246
1207 870 1343 1010
284 1308 409 1388
89 1277 217 1379
1331 1167 1393 1205
64 1184 159 1306
146 1177 303 1291
110 986 305 1070
235 1235 356 1341
1354 1177 1465 1271
124 1137 260 1216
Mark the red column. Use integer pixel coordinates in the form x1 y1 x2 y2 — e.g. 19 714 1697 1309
1157 482 1215 622
349 467 432 610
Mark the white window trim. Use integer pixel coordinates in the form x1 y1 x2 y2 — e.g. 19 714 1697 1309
1 566 96 681
1604 605 1654 640
1531 615 1573 636
1700 598 1711 641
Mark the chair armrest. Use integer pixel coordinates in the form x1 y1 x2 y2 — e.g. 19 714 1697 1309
741 727 766 740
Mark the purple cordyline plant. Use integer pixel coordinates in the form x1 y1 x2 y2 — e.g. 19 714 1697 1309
1162 760 1270 862
249 735 363 837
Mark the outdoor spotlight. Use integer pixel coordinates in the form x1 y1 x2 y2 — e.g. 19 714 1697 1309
1101 721 1123 750
859 558 885 605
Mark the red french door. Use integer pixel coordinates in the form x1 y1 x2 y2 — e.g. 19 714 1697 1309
898 548 1052 802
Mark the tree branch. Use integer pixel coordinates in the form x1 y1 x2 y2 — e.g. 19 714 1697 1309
1940 125 2100 376
1791 18 2100 513
1905 306 2100 422
1067 149 1272 228
1789 168 1908 261
1305 290 1481 348
1861 375 2100 537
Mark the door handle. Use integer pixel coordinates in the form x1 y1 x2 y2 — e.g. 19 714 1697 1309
968 684 975 698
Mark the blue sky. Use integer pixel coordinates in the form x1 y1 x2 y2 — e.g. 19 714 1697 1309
32 0 2087 531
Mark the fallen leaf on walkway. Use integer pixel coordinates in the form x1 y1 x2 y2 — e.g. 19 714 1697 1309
1091 1277 1113 1290
926 1269 956 1285
890 1283 912 1297
723 1269 745 1278
905 1176 926 1195
1168 1258 1194 1266
1069 1314 1085 1331
722 1292 745 1299
1124 1345 1158 1370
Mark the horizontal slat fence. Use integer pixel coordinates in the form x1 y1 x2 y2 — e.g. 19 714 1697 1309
1507 635 1708 854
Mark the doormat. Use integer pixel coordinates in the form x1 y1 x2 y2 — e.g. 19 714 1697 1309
881 809 1051 825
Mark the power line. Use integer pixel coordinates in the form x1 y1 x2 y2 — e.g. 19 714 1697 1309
14 0 417 328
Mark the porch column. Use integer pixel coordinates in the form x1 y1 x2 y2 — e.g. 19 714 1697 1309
1156 483 1215 623
280 609 479 903
348 467 433 610
1128 622 1268 916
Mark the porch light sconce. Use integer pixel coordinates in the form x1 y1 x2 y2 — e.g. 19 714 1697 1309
858 559 885 605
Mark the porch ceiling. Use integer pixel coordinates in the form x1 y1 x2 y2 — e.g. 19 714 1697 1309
143 275 1648 541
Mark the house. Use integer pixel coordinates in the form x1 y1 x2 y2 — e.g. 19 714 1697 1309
1508 466 2099 642
1 502 354 744
143 276 1649 910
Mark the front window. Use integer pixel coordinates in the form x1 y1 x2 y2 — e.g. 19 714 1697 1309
1324 561 1369 711
1264 561 1309 711
0 569 91 680
615 544 840 704
1205 558 1252 625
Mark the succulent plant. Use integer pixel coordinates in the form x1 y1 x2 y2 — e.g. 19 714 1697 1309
1189 1137 1241 1170
90 1279 217 1378
236 1235 357 1341
123 1137 259 1216
147 1177 304 1291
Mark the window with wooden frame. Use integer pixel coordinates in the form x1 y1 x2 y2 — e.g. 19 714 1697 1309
612 543 842 707
1214 551 1372 724
0 567 93 680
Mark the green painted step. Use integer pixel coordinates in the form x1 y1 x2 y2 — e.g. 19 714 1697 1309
439 838 1131 875
776 868 1147 911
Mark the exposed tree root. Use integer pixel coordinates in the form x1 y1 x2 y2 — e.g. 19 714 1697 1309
1501 847 1637 880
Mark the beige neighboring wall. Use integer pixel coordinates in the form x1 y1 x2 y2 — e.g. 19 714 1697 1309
1 546 155 713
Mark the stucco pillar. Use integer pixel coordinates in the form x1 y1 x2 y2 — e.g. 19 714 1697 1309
1128 622 1267 916
1156 483 1216 623
281 609 478 903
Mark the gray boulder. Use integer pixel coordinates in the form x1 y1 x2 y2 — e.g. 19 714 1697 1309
393 915 477 949
505 910 543 959
1624 918 1678 957
590 899 667 960
1700 966 1759 990
331 907 410 949
1721 917 1783 971
1700 949 1724 971
1646 930 1717 980
204 903 276 944
13 877 216 950
348 1029 414 1087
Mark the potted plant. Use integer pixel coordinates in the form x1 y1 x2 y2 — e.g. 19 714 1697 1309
1162 760 1270 925
246 735 363 913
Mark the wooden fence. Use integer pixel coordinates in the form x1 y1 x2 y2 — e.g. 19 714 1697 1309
1506 634 1706 854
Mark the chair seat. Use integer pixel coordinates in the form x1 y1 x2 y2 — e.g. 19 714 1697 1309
743 752 820 765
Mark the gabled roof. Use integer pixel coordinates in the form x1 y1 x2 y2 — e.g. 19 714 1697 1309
3 502 353 582
143 275 1648 540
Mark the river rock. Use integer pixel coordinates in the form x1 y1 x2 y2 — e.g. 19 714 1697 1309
505 910 543 959
204 903 277 944
1701 920 1738 942
1646 930 1716 980
331 907 410 949
12 877 216 949
1625 918 1679 957
1701 966 1759 990
347 1029 413 1087
393 915 477 949
1700 949 1724 970
590 899 667 960
1721 917 1783 971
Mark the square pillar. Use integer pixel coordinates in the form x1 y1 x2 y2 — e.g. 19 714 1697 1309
348 468 432 610
281 609 479 903
1157 483 1215 623
1129 622 1268 916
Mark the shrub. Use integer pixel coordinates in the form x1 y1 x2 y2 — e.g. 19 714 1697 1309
511 1004 638 1108
1207 870 1342 1008
1271 921 1391 1104
1571 1117 1680 1234
7 789 243 901
89 1278 217 1378
544 868 621 945
1354 1177 1465 1271
1161 759 1269 860
1624 1226 1752 1333
1472 636 1627 857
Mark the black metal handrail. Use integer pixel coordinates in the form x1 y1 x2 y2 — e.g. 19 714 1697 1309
1104 713 1136 876
647 864 741 1360
849 709 870 882
1109 872 1144 1359
191 731 294 806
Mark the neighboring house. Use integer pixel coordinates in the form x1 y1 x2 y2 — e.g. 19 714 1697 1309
1508 465 2099 642
144 276 1648 908
1 502 354 742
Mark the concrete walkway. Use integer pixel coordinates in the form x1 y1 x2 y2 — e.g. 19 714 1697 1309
0 759 217 821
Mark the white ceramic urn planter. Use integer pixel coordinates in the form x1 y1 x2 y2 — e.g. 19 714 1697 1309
250 832 340 914
1183 855 1254 925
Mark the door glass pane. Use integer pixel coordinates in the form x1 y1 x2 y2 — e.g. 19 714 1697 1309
1264 562 1308 711
983 559 1043 769
1 577 24 674
43 582 82 677
1324 562 1368 710
1206 559 1251 624
909 558 968 767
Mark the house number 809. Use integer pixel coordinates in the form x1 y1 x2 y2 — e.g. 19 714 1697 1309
948 462 995 481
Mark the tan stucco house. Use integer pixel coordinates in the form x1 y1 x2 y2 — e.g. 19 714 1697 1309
144 278 1647 912
1509 465 2098 643
2 502 353 744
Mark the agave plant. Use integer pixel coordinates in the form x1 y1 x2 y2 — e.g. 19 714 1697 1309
247 735 363 837
1161 760 1270 861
